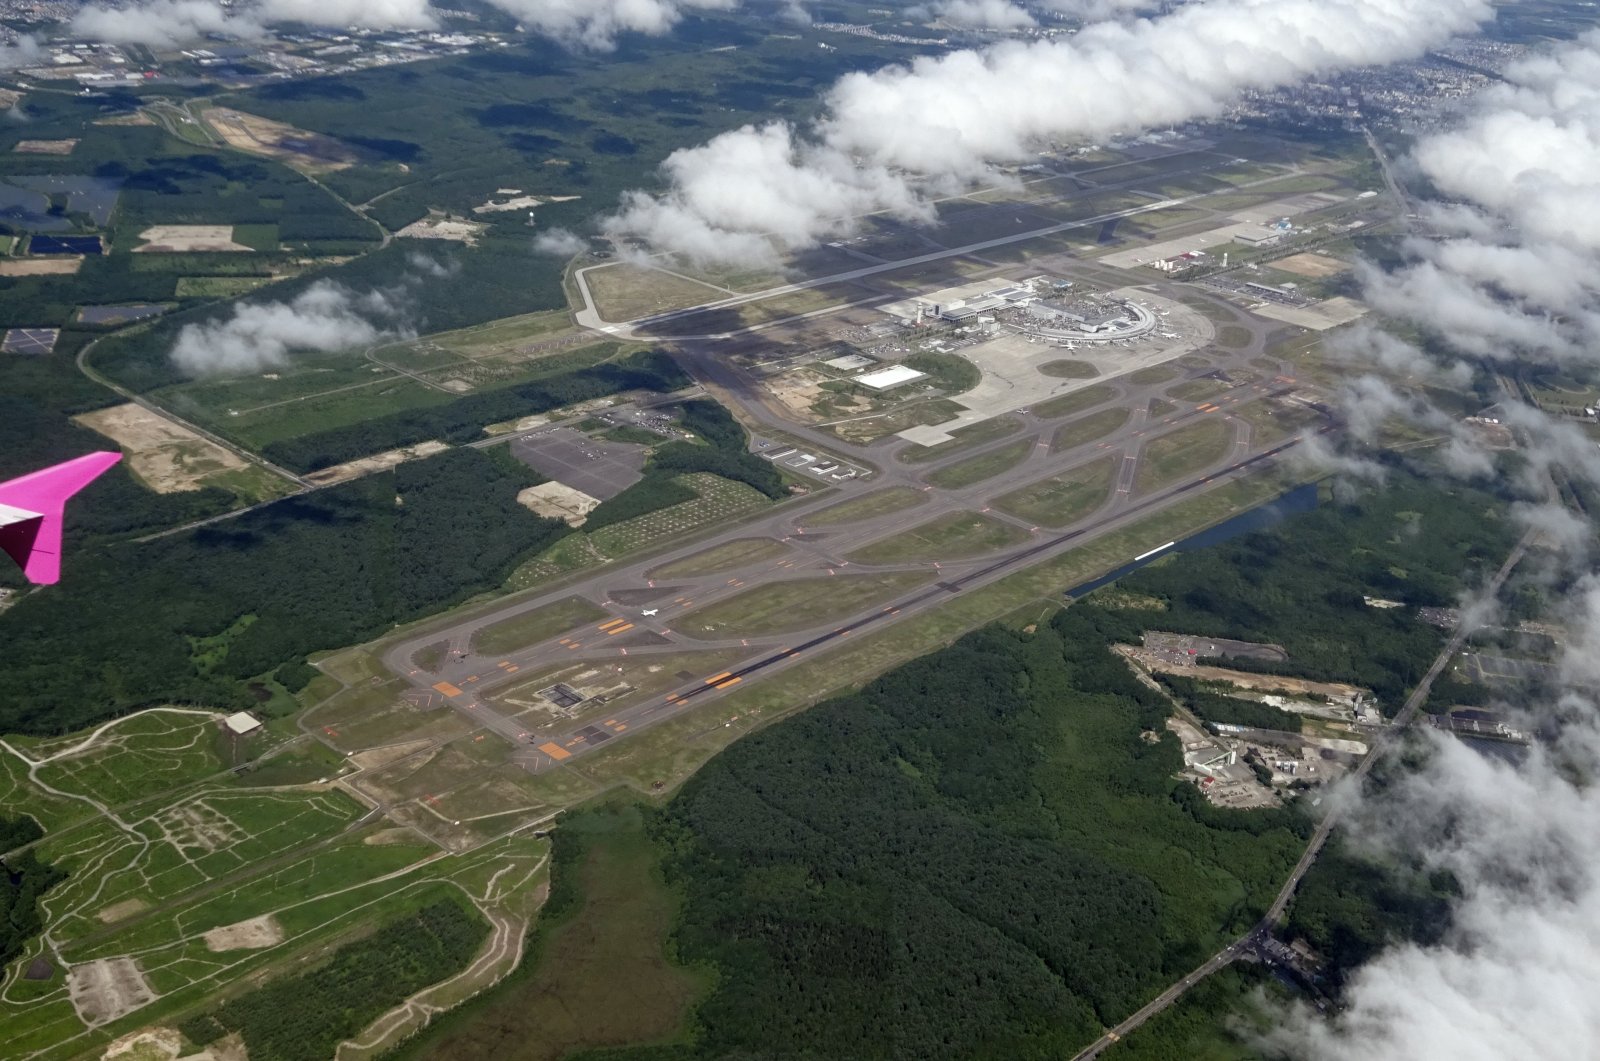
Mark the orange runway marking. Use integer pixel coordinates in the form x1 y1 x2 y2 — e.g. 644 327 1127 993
466 675 479 683
505 664 519 672
613 723 627 732
537 741 571 761
605 719 618 726
598 618 627 631
713 676 743 688
432 681 463 697
705 671 733 685
566 642 581 650
607 623 634 635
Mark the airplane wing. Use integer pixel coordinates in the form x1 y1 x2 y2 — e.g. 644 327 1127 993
0 452 121 585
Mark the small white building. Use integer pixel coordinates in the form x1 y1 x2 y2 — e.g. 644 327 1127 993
223 711 263 736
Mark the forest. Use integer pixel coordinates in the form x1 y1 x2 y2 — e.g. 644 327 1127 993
628 608 1305 1059
0 816 63 971
0 448 565 733
1111 478 1519 710
256 348 689 471
180 898 487 1061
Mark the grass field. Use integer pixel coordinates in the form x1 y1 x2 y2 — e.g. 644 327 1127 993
926 438 1036 490
677 572 931 640
897 416 1025 464
845 512 1030 565
1039 359 1100 380
804 486 929 527
1052 407 1132 453
473 597 608 656
173 276 273 298
1169 379 1232 403
1033 383 1119 419
586 264 727 323
1135 419 1235 495
389 802 705 1061
993 457 1118 528
1215 324 1255 349
824 399 966 444
1128 365 1181 386
649 537 793 579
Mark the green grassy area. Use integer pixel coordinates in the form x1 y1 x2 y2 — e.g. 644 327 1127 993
29 711 229 807
1148 398 1179 418
472 596 608 656
846 512 1030 565
677 572 932 640
804 486 929 527
994 456 1118 528
896 416 1025 464
1215 324 1255 349
1040 358 1101 380
390 802 707 1061
1127 365 1181 386
926 437 1036 490
1034 383 1119 419
649 537 793 579
585 263 727 322
173 276 272 298
1169 379 1232 403
1135 419 1235 495
1052 407 1132 453
589 474 771 556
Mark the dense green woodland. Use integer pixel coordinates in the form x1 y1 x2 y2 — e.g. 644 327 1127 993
0 448 563 733
600 609 1305 1060
181 898 487 1061
1112 478 1518 710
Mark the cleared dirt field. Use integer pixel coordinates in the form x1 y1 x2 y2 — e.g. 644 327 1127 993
304 441 450 486
0 258 81 275
203 914 284 952
14 139 77 154
586 264 726 323
74 403 248 493
1271 252 1349 278
134 225 250 253
517 482 601 526
204 107 359 171
67 957 156 1027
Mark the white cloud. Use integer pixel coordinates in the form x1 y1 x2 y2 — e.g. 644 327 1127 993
72 0 259 48
170 280 407 377
482 0 739 51
607 0 1495 264
258 0 437 29
0 36 41 70
921 0 1038 30
532 228 588 256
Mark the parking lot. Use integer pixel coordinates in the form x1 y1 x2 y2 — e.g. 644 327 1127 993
509 427 647 500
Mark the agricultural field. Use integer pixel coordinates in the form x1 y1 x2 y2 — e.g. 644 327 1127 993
0 705 551 1060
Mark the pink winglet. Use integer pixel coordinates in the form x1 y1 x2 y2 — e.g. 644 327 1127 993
0 451 121 585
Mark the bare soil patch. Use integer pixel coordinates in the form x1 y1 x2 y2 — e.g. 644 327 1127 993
74 403 247 493
1271 252 1348 278
517 481 601 526
305 440 449 485
133 225 250 253
66 957 155 1027
14 139 77 154
398 215 486 244
0 258 81 276
203 913 284 952
96 898 149 925
205 107 358 171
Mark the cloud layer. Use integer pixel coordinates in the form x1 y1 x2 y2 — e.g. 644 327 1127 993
170 280 405 377
70 0 732 49
606 0 1495 265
